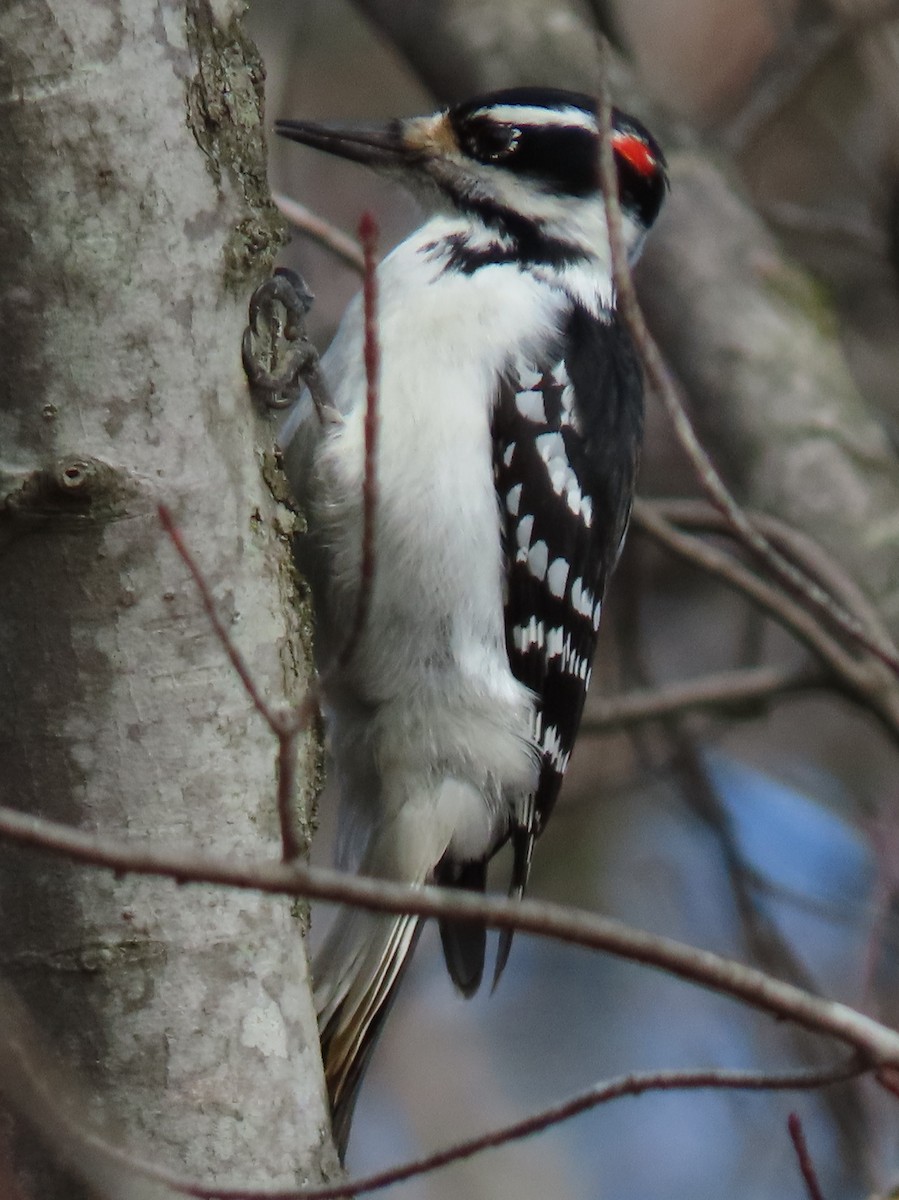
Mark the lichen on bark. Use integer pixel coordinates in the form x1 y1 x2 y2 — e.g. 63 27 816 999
185 0 288 288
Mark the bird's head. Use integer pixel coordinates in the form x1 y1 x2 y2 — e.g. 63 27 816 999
277 87 667 265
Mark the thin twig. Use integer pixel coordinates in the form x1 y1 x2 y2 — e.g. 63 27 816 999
135 1063 862 1199
631 501 899 734
159 506 308 861
721 19 847 152
0 1003 861 1200
159 505 276 727
272 192 366 274
581 664 822 733
653 499 897 653
723 0 899 151
595 41 899 679
788 1112 828 1200
339 212 381 669
2 804 899 1067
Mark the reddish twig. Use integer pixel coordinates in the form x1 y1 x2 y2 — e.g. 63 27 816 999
2 802 899 1067
339 212 381 669
594 41 899 679
159 505 309 860
83 1062 858 1200
788 1112 827 1200
1 1002 858 1200
159 504 277 726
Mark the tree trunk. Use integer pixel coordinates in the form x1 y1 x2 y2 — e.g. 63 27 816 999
0 0 335 1192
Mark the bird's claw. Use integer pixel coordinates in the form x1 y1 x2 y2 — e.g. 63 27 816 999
242 267 320 410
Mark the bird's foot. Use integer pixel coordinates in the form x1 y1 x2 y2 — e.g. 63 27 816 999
242 268 325 411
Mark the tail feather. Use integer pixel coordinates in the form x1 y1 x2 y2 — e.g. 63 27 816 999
314 784 460 1155
315 908 421 1155
435 857 488 997
313 775 499 1154
492 824 536 991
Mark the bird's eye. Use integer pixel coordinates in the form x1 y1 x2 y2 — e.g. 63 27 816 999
469 123 520 162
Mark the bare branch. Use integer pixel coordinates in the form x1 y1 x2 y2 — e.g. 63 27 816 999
1 803 899 1067
118 1062 861 1199
640 155 899 655
159 506 309 861
631 501 899 735
595 41 899 679
159 504 277 727
272 193 366 274
722 18 848 152
581 664 823 733
652 499 896 650
723 1 899 150
0 1012 864 1200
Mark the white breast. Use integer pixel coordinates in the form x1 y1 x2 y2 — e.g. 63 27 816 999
281 215 607 839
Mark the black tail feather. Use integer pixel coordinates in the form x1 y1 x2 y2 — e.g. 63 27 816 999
492 825 535 991
435 857 488 996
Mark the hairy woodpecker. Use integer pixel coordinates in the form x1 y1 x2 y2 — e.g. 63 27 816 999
275 86 667 1152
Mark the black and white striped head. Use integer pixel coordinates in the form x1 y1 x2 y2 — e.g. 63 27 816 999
277 87 667 265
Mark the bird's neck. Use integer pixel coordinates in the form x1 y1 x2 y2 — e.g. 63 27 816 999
408 213 616 317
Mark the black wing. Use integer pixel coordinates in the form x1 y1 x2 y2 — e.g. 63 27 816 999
491 304 644 976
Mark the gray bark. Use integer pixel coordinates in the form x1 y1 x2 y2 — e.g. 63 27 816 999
0 0 335 1192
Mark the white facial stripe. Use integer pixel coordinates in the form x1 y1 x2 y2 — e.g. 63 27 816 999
469 105 596 134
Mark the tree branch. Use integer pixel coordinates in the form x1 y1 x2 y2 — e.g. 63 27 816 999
1 803 899 1068
639 154 899 651
632 500 899 735
596 40 899 679
0 981 864 1200
109 1062 862 1199
160 505 310 863
581 664 823 733
272 192 366 274
651 499 896 650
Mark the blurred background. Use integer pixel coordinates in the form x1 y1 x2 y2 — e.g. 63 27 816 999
246 2 899 1196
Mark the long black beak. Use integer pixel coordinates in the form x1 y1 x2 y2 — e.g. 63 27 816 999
275 118 417 169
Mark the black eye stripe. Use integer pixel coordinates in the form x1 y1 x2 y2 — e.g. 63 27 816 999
457 118 600 197
446 88 668 216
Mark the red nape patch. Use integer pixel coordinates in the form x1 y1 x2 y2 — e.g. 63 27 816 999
612 132 656 177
